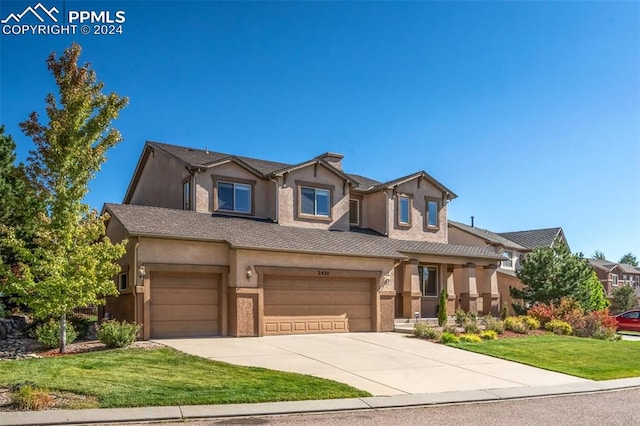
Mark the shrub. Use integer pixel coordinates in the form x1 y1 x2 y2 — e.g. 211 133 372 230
521 315 541 331
458 333 482 343
463 322 480 334
480 330 498 340
68 314 93 340
97 320 140 348
527 303 555 327
545 319 573 335
573 309 618 340
11 383 53 410
35 319 78 349
413 323 441 340
442 325 459 335
556 297 584 320
500 304 508 320
454 309 468 328
610 285 638 314
483 316 505 334
440 332 460 344
437 288 448 327
504 317 527 334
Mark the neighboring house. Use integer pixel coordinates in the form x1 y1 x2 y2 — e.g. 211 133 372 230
103 141 505 339
498 227 569 251
588 259 640 296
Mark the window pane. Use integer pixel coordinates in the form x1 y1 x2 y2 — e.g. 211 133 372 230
399 197 409 224
349 200 359 225
427 200 438 227
315 189 330 216
301 187 315 214
419 266 438 296
183 181 190 210
218 182 234 210
235 184 251 213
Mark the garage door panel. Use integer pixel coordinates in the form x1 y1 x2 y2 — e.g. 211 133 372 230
151 320 219 338
264 291 370 306
153 289 218 305
265 304 371 318
151 304 218 321
263 276 372 335
150 272 221 339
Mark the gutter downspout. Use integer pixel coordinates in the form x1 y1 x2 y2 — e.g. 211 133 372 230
384 190 390 236
132 239 140 324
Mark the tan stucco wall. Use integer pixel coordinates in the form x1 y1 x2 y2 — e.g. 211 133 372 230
195 162 274 219
362 191 387 235
232 249 395 291
129 148 189 209
277 164 350 230
387 177 448 242
497 272 524 315
138 238 229 265
448 227 492 247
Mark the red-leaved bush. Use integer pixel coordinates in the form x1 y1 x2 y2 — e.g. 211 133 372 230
527 303 555 327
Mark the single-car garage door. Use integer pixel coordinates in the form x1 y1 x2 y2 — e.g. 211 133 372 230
263 276 373 335
150 272 221 338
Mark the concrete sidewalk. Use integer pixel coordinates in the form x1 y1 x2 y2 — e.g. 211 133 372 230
2 378 640 426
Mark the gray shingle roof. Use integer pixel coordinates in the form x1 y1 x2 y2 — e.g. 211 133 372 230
348 173 382 190
498 228 562 250
149 141 290 175
105 204 504 261
449 221 529 251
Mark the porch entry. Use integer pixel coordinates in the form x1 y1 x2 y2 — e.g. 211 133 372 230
419 265 440 318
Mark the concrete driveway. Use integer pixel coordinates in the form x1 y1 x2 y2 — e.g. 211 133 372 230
155 332 587 396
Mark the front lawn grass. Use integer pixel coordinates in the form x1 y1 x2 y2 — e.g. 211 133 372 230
449 334 640 380
0 347 369 408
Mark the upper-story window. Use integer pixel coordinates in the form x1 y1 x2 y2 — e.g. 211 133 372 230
301 187 330 217
418 265 438 296
349 199 360 226
218 181 251 213
425 198 439 229
502 250 514 269
612 275 619 286
398 195 411 226
182 179 190 210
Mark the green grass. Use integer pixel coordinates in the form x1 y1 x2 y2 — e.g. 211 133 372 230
449 334 640 380
0 347 369 408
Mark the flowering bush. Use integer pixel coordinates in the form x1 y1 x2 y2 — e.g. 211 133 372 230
545 319 573 335
527 303 555 327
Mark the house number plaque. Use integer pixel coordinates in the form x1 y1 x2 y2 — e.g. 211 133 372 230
318 270 330 276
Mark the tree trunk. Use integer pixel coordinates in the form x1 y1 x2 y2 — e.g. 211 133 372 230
59 313 66 354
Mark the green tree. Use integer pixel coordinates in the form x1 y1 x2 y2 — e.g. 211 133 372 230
0 43 128 352
619 253 638 267
592 250 606 260
610 285 638 314
511 240 595 309
437 288 448 326
582 271 609 311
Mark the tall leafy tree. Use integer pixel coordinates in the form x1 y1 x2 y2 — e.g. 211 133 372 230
610 285 638 314
592 250 606 260
511 240 595 309
0 43 128 352
619 253 638 267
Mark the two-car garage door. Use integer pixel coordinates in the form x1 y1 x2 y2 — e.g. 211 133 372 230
150 272 221 338
263 276 373 335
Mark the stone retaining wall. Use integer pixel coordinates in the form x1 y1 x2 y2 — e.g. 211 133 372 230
0 316 27 339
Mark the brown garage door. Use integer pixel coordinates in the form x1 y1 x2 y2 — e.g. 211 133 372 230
150 272 221 338
263 276 372 335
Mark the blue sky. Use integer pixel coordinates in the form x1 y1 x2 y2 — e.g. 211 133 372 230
1 1 639 261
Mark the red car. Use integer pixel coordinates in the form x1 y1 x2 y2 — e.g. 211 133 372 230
615 310 640 332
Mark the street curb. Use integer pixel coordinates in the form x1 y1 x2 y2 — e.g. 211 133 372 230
2 379 640 425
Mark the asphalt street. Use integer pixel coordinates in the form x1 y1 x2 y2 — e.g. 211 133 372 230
101 387 640 426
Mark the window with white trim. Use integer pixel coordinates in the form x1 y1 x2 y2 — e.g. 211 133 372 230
418 265 438 296
118 272 128 291
502 250 514 269
399 195 410 225
612 274 619 286
349 199 360 226
301 187 330 217
218 181 251 213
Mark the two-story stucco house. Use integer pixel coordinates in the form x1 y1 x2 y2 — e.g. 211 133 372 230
588 258 640 297
103 141 505 339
